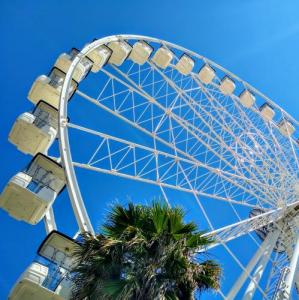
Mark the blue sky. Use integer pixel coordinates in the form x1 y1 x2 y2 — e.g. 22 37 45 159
1 1 299 299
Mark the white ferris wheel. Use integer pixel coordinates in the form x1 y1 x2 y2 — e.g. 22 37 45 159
1 34 299 300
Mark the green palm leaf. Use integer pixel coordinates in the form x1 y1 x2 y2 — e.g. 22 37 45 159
70 201 221 300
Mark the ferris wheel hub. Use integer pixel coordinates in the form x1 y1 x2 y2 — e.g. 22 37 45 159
250 207 299 253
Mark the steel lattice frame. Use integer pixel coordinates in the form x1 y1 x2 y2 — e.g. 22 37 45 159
55 35 299 299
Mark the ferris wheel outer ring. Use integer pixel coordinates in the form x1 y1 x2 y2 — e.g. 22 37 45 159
58 34 298 235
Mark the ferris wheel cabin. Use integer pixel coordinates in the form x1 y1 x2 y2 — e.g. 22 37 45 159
38 231 80 298
176 54 195 75
8 262 63 300
8 101 58 156
129 41 153 65
259 103 275 122
239 90 256 108
28 68 78 110
0 154 65 224
219 76 236 95
198 64 215 84
86 44 112 73
278 119 295 137
54 48 93 83
9 231 79 300
38 230 79 270
107 41 132 66
152 47 174 69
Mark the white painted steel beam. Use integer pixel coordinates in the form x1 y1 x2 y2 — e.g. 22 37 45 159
227 230 280 299
242 229 280 299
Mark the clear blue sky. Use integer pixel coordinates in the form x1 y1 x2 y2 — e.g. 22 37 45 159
1 1 299 299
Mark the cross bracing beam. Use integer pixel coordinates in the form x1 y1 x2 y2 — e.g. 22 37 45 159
68 121 291 209
76 79 296 208
200 201 299 251
68 122 299 250
116 58 298 197
191 70 296 178
227 229 281 299
145 62 287 192
126 56 297 182
89 64 297 208
109 65 278 203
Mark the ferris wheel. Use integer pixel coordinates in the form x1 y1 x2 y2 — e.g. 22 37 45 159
1 34 299 299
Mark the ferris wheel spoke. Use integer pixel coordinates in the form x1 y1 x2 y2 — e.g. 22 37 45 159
199 199 299 251
243 109 299 179
267 121 299 172
106 66 249 174
195 88 295 203
192 75 297 180
189 74 295 190
72 159 260 209
264 124 299 204
114 62 285 200
165 47 295 180
71 85 280 209
103 66 279 206
112 64 259 177
248 105 299 174
68 121 264 208
201 87 293 185
151 63 280 180
166 116 278 208
144 63 281 201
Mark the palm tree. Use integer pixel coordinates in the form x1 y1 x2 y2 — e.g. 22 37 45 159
71 202 221 299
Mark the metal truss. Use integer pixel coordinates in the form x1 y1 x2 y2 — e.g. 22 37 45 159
201 201 299 250
57 35 299 299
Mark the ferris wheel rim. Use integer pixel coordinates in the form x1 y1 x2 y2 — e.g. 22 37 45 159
58 33 299 231
51 33 299 299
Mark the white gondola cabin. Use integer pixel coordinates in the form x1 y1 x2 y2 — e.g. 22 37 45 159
278 119 295 137
9 262 62 300
107 41 132 66
239 90 255 108
38 231 79 270
198 64 215 84
86 45 112 73
129 41 153 65
28 68 78 110
259 103 275 122
176 54 194 75
54 48 93 83
0 154 66 224
9 101 58 156
152 47 174 69
219 76 235 95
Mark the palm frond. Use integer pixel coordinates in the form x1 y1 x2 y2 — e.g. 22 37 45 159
70 201 221 299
